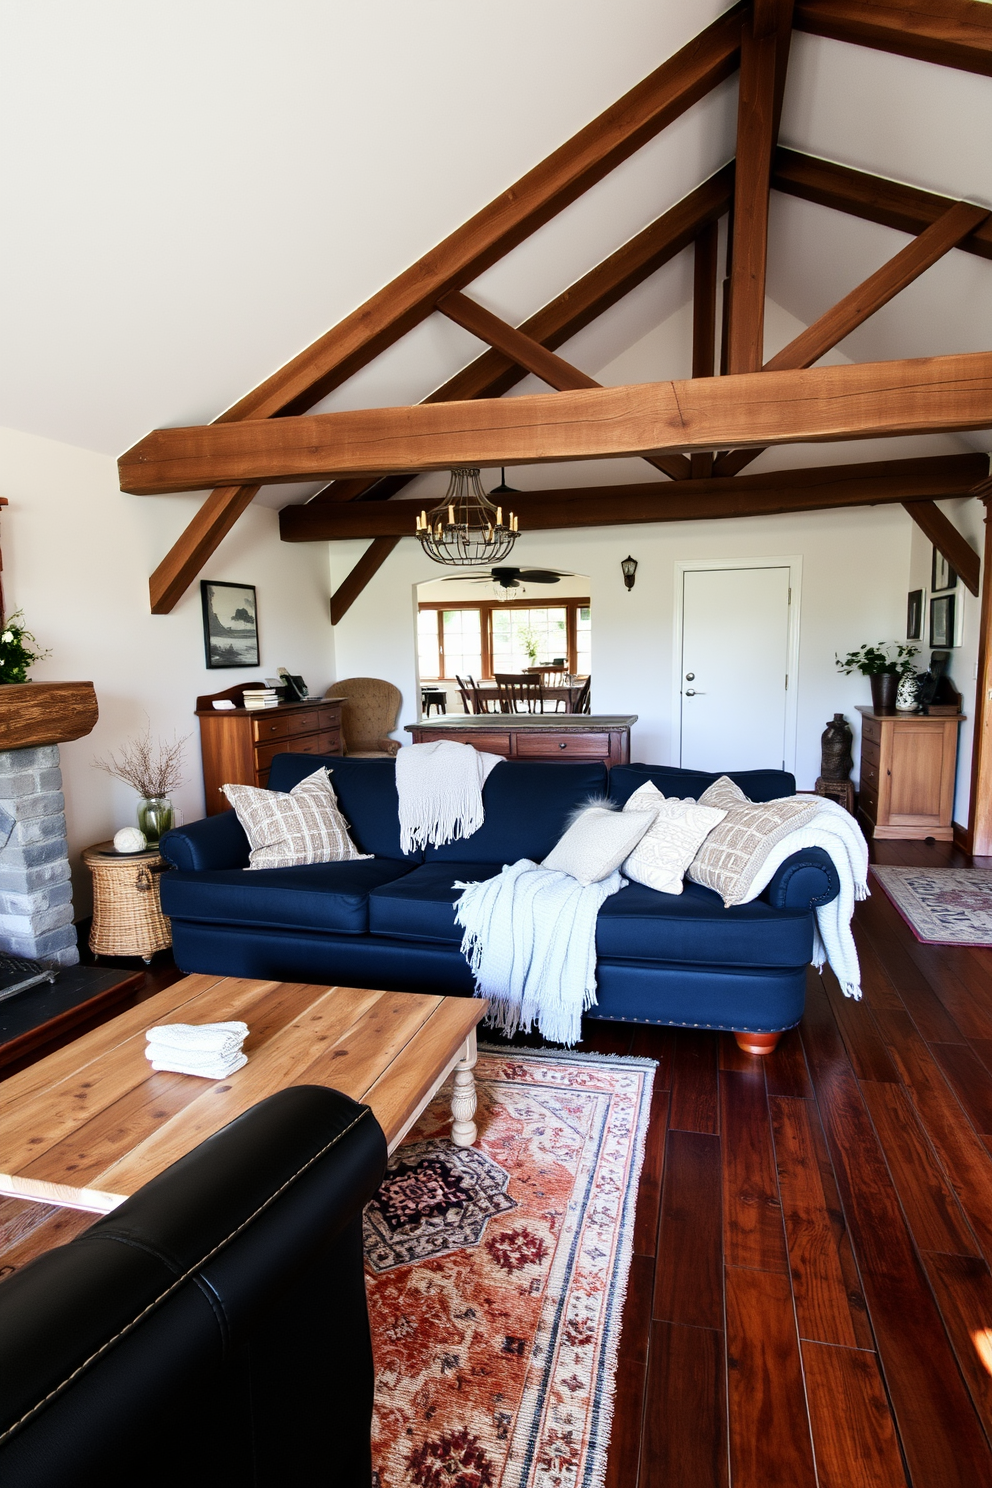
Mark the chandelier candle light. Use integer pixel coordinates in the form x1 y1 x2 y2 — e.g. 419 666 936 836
416 468 518 567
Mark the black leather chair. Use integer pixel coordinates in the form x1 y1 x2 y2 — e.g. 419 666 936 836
0 1085 387 1487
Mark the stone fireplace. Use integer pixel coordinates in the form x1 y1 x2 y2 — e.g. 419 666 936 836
0 682 99 966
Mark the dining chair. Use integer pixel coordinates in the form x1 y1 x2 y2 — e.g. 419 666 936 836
494 673 545 714
571 676 591 715
455 674 476 714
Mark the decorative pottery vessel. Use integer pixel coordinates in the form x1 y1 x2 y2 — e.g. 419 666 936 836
870 673 898 714
137 796 173 845
896 674 921 712
820 713 853 780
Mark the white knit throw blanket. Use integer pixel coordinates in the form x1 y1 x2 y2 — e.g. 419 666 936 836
737 796 869 999
454 860 625 1046
396 740 502 854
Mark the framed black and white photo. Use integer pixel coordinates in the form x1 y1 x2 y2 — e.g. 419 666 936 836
931 546 957 593
201 581 259 669
907 588 923 641
930 592 955 649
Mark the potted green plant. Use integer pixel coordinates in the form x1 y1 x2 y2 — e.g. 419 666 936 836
0 611 50 684
835 642 919 715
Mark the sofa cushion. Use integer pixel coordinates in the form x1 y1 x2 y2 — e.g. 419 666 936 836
161 858 415 936
595 879 813 968
426 760 608 863
608 764 796 807
368 862 503 943
266 754 420 862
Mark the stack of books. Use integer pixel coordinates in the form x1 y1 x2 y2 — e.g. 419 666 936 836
242 687 280 710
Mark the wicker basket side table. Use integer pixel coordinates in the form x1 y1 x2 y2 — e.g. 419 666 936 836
83 842 172 962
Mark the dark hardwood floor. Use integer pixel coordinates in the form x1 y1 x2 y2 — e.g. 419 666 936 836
4 839 992 1485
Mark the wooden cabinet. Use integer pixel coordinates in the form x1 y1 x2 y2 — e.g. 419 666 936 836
406 714 635 765
856 706 964 840
196 683 343 815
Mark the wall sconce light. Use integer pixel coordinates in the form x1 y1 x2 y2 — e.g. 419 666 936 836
621 555 638 591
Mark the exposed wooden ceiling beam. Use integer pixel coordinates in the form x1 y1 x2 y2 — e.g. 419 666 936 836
149 484 260 614
307 166 734 509
772 148 992 261
691 220 720 478
330 537 400 624
726 2 794 374
281 454 989 541
120 352 992 494
795 0 992 78
714 197 989 476
903 497 981 594
435 290 692 480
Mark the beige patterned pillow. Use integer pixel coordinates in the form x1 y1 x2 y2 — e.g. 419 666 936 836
543 803 656 886
621 781 727 895
223 767 370 870
689 778 819 906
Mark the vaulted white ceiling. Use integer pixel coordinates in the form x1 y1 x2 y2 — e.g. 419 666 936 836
2 1 989 508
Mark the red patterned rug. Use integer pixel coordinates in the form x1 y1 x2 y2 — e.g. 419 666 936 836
365 1045 655 1488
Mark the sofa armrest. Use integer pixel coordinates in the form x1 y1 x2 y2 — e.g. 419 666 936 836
378 738 401 757
762 847 839 911
160 810 249 871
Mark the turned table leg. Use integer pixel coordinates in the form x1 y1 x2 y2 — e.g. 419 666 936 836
450 1030 479 1147
734 1031 783 1056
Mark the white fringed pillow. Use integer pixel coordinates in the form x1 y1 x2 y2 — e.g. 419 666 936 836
543 803 656 886
620 781 727 895
223 767 370 870
689 775 819 905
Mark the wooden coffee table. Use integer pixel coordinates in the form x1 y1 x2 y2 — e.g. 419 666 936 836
0 974 487 1215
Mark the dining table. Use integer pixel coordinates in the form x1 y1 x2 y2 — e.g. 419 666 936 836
474 680 587 713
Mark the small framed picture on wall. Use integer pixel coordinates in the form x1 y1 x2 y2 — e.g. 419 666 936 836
906 588 923 641
930 592 956 649
201 581 260 669
931 546 957 593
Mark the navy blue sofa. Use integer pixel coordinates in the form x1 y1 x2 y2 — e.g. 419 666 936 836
159 754 839 1050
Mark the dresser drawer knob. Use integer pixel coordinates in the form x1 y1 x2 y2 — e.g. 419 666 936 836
558 742 567 750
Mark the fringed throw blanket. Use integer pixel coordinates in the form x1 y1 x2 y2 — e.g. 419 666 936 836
454 860 625 1046
396 740 501 854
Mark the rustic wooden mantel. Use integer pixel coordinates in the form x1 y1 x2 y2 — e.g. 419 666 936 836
0 682 99 751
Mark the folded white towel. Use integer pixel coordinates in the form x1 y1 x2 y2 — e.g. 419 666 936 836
147 1048 248 1080
146 1021 249 1058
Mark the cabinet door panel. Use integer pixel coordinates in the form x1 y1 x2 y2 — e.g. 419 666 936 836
888 726 945 823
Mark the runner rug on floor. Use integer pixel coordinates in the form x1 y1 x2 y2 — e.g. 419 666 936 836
365 1045 655 1488
871 865 992 946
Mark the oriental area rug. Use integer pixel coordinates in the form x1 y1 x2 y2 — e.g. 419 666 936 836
871 866 992 946
364 1045 655 1488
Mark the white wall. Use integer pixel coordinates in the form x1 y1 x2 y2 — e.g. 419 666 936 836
1 425 334 913
330 502 913 790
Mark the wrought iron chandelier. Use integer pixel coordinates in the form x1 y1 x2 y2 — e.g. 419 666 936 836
416 468 518 566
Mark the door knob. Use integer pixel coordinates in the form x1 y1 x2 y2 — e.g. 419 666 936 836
685 688 696 696
685 672 695 681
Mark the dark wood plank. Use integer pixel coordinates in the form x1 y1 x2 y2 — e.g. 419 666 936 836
0 1198 94 1277
770 1095 861 1346
860 1078 981 1256
923 1251 992 1442
669 1029 719 1134
653 1130 723 1330
691 218 720 479
763 1025 814 1098
633 1082 671 1258
629 1025 675 1090
801 1341 910 1488
641 1322 728 1488
904 497 982 595
583 1020 634 1058
801 980 992 1486
725 1266 817 1488
821 967 900 1082
726 20 781 374
795 0 992 77
604 1253 652 1488
931 1041 992 1135
857 889 969 1042
721 1066 789 1273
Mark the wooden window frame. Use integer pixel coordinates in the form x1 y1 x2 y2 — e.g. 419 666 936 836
418 597 591 680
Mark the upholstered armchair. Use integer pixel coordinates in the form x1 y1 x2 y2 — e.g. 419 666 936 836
324 677 401 757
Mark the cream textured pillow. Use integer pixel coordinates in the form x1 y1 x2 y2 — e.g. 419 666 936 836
621 781 727 895
223 767 370 870
689 778 819 906
543 803 656 886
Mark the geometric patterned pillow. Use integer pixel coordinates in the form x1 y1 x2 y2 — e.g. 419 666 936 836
620 781 727 895
222 767 370 870
688 778 819 906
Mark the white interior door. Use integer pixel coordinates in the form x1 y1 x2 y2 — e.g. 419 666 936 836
679 565 793 772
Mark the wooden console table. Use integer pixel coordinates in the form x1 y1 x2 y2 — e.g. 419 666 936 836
856 705 964 840
406 713 636 765
196 682 344 814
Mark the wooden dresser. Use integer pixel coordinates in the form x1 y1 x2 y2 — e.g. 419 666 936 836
856 705 964 841
196 683 344 815
406 714 636 765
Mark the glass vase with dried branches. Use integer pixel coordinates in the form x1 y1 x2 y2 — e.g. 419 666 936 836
94 729 191 844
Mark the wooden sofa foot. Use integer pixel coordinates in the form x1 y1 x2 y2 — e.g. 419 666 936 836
734 1031 783 1056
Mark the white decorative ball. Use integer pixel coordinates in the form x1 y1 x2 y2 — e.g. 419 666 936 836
114 827 147 853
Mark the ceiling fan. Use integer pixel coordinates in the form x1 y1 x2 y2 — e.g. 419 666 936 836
441 566 570 590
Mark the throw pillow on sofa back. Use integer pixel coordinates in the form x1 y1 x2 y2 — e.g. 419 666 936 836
223 767 370 870
542 802 656 886
688 775 819 906
620 780 727 895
